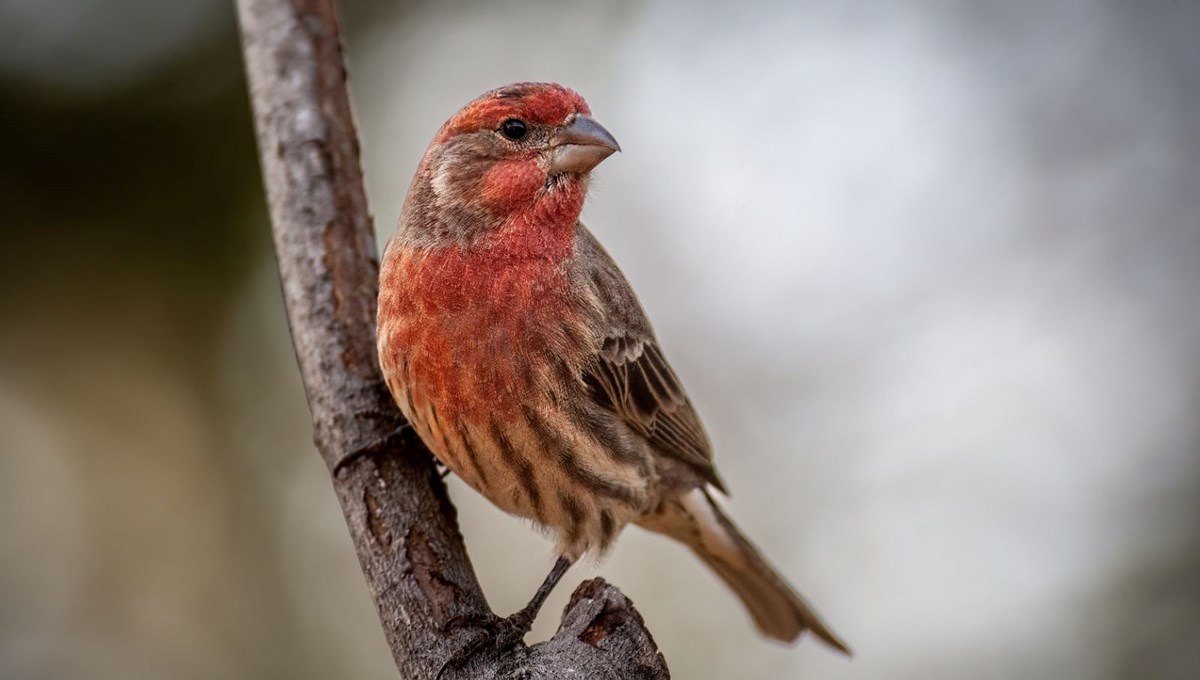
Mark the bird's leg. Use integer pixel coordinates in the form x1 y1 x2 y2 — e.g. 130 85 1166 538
444 557 572 635
504 556 572 634
440 557 573 672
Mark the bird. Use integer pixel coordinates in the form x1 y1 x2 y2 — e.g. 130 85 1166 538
376 82 849 657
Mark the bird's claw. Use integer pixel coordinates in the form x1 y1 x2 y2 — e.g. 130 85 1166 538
438 611 534 677
441 611 499 633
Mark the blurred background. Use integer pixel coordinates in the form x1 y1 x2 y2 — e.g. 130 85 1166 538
3 0 1199 678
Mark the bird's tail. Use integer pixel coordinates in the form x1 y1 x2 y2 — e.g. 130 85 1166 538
637 488 851 654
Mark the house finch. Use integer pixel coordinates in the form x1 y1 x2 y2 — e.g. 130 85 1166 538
377 82 848 655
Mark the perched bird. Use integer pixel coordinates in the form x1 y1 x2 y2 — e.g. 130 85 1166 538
377 82 848 655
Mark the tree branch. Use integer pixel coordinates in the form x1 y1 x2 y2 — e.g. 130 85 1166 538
234 0 670 677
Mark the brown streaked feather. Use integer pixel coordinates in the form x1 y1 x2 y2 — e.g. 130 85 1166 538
520 404 645 506
574 226 728 494
489 419 544 521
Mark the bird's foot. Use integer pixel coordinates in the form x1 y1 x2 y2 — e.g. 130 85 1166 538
437 558 570 677
438 610 535 677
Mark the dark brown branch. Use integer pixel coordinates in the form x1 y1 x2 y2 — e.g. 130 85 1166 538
234 0 670 677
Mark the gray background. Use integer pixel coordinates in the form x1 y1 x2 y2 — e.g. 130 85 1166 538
2 1 1198 678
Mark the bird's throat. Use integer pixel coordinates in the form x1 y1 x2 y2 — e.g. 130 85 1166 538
482 177 586 263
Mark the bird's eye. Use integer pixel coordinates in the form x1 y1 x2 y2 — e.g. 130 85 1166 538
500 118 528 140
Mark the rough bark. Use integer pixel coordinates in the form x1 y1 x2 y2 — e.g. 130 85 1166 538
234 0 670 677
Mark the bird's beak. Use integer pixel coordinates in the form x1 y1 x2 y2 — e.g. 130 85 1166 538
549 114 620 175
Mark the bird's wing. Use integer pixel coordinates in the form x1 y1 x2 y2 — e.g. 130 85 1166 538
574 225 728 493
